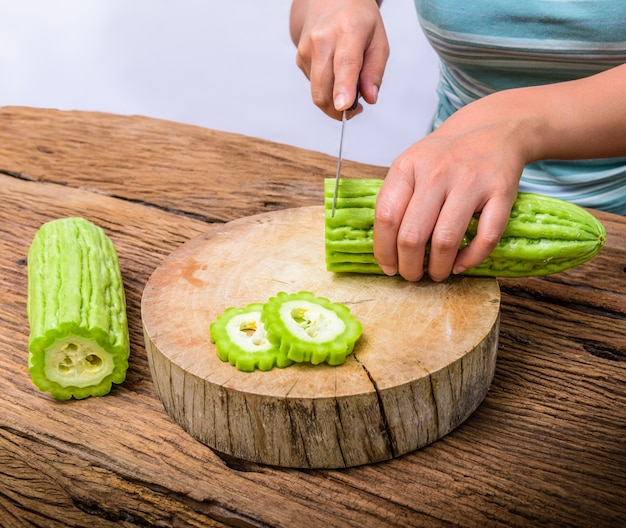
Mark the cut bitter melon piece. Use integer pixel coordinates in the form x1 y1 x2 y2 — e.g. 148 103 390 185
210 292 363 371
262 291 362 365
27 217 130 400
209 303 293 372
324 178 607 278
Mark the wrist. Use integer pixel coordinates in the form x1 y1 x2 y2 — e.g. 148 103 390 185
437 89 545 168
493 88 552 165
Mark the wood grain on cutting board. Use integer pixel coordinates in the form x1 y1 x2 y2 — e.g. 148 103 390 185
142 206 501 468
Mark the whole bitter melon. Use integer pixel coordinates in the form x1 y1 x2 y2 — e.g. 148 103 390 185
324 178 606 278
27 217 130 399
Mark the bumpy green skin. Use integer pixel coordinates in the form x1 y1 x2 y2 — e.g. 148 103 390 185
209 303 292 372
324 178 607 278
261 291 362 366
27 217 130 399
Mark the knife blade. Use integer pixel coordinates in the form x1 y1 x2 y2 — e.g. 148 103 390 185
331 91 359 217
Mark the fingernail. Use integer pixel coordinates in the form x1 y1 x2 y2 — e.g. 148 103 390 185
453 265 466 275
372 85 379 103
380 265 397 276
335 93 348 111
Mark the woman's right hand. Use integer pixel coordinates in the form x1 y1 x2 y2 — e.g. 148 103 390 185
289 0 389 119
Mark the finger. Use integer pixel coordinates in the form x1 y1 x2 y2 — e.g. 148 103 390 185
310 45 339 118
332 41 363 112
373 171 414 276
359 27 390 105
295 25 340 118
427 196 477 282
374 161 441 281
294 48 310 80
452 195 515 275
395 188 442 282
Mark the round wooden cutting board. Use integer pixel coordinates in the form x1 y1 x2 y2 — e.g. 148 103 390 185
141 206 501 469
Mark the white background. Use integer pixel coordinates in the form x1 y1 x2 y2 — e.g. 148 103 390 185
0 0 440 167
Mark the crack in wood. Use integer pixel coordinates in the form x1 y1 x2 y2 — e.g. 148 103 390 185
582 341 626 362
0 168 36 181
353 355 395 459
332 399 348 468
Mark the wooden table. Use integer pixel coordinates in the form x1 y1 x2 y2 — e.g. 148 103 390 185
1 106 624 528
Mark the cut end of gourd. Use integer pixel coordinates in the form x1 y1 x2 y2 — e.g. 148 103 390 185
225 311 274 353
44 336 115 388
279 300 346 342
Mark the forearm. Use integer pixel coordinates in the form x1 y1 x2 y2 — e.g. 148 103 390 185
474 63 626 164
531 63 626 161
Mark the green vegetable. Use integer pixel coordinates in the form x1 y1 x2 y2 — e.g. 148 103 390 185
210 292 362 371
27 217 130 399
209 303 293 372
324 178 607 278
262 291 362 366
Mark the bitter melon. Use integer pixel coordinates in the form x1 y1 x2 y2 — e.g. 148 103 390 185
210 291 363 372
324 178 606 278
262 291 362 366
27 217 130 399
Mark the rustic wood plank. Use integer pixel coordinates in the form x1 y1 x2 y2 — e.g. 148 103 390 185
0 106 386 222
1 107 625 527
2 175 427 527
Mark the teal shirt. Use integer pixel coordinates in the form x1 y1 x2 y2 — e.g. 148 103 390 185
414 0 626 214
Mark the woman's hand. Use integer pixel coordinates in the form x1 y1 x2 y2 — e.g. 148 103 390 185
374 91 532 282
289 0 389 119
375 62 626 282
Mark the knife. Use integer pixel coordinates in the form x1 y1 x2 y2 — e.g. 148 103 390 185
331 91 359 217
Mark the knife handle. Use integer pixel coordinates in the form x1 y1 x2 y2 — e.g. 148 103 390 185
348 86 360 111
